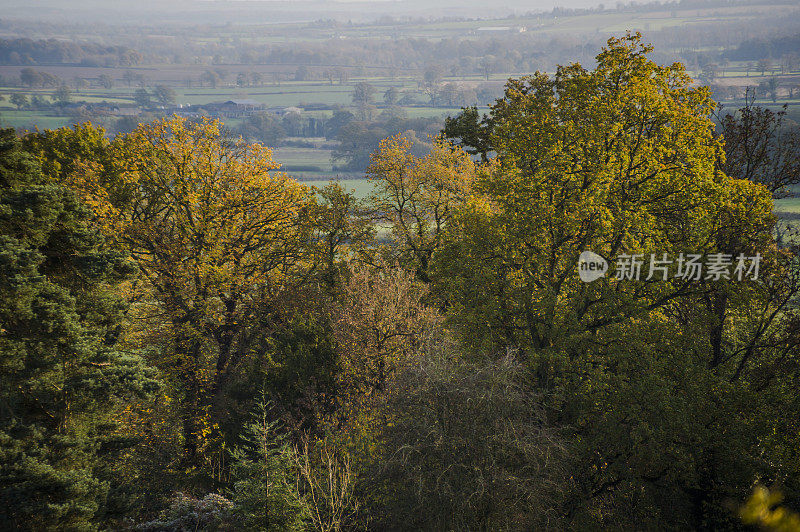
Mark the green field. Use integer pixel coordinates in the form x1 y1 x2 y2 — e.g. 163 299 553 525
0 109 73 131
774 196 800 213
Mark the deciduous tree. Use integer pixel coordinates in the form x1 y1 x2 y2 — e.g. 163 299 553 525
70 117 318 469
367 134 477 282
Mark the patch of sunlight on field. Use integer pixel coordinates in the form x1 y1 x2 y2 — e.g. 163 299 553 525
0 110 72 131
272 147 334 172
774 197 800 214
304 178 375 199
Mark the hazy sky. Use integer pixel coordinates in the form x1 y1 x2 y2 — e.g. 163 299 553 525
2 0 632 25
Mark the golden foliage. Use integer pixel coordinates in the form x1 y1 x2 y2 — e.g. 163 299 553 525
367 134 481 281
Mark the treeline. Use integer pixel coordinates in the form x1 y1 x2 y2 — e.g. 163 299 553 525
0 38 142 66
2 35 800 531
725 33 800 61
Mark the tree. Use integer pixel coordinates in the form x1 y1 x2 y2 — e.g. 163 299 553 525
311 183 373 289
398 92 417 105
133 88 151 108
331 260 442 401
237 112 286 146
331 121 387 171
324 110 354 140
383 86 399 106
201 70 221 88
294 66 310 82
10 93 28 110
426 34 791 527
29 95 48 109
480 56 495 81
437 31 774 355
123 70 136 88
136 493 234 530
442 105 493 162
53 83 72 104
230 398 309 531
22 122 112 185
98 74 113 89
423 65 443 86
0 128 158 529
699 62 718 85
351 82 375 105
367 134 477 282
368 351 567 530
781 53 799 75
19 68 42 88
294 436 359 532
768 76 780 102
758 58 771 76
281 111 303 136
68 117 318 469
153 84 176 106
716 90 800 198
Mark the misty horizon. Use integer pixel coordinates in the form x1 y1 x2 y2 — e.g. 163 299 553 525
2 0 662 25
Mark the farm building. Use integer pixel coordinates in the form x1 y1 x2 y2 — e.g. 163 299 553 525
205 99 264 117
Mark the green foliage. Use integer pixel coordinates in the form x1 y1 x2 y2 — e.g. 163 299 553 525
0 128 41 188
351 82 375 105
53 84 72 104
22 122 112 185
237 112 286 146
426 34 800 528
229 399 309 531
0 128 159 530
261 316 340 432
153 85 176 106
332 122 388 171
383 87 398 106
4 33 800 532
311 182 374 289
434 32 774 355
442 105 493 162
0 429 106 531
10 93 28 110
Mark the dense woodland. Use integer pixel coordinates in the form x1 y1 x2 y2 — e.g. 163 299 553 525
3 34 800 530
